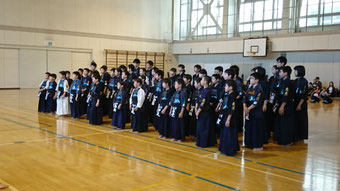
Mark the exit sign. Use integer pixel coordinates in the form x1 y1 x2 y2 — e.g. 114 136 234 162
44 40 54 47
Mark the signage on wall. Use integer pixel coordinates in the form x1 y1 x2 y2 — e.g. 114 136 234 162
44 40 55 47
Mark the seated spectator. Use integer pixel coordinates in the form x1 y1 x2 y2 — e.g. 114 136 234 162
313 77 322 89
327 81 336 97
311 87 321 103
321 87 333 104
307 82 314 96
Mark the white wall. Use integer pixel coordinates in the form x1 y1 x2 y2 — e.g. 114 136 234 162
177 51 340 89
173 32 340 54
0 48 19 88
0 0 174 88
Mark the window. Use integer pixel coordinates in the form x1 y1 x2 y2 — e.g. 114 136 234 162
299 0 340 27
239 0 283 32
191 0 224 36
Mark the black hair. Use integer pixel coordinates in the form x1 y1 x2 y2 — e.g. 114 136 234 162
224 69 235 79
117 81 125 87
122 71 130 77
90 60 97 68
92 71 100 78
276 56 287 66
230 65 240 76
316 77 320 80
170 68 177 73
133 58 141 64
199 69 207 76
212 74 221 81
110 67 116 72
163 78 171 86
175 78 184 87
250 72 261 80
115 68 122 73
72 71 80 79
78 68 84 73
50 73 57 79
152 67 159 72
59 71 66 76
194 64 202 70
203 76 212 85
119 65 127 72
139 75 146 81
65 71 71 75
178 64 185 69
183 74 192 82
140 68 146 72
195 77 202 84
146 60 154 66
84 68 90 72
225 79 236 91
100 65 107 71
134 78 143 84
255 66 266 80
92 72 100 80
272 65 278 70
128 64 135 72
214 66 223 73
294 65 305 77
45 72 51 76
280 66 292 76
156 70 164 79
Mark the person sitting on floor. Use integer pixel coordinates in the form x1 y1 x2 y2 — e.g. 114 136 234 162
311 87 321 103
321 87 333 104
327 81 337 97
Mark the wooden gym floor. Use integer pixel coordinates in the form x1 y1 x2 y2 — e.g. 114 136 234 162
0 89 339 191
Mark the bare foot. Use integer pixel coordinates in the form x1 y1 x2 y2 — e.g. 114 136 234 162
0 184 9 189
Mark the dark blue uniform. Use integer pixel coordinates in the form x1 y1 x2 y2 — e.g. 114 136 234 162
146 69 152 85
265 75 279 135
69 79 81 118
294 77 308 141
38 80 48 112
80 76 91 115
156 88 174 137
112 89 128 129
152 80 163 129
243 84 264 149
100 72 110 115
196 87 217 147
259 78 269 144
235 77 244 133
123 78 133 123
192 73 199 86
170 75 178 89
169 89 187 141
107 77 116 118
183 84 194 136
87 83 103 125
211 82 223 138
177 72 185 79
188 87 202 137
274 78 295 145
218 91 238 155
131 88 147 132
45 81 57 113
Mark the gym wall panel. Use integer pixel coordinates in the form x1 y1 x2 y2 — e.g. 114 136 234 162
20 49 47 88
71 52 91 72
0 49 19 88
47 51 72 75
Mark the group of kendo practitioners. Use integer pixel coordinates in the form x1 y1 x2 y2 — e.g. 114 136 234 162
38 56 308 156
